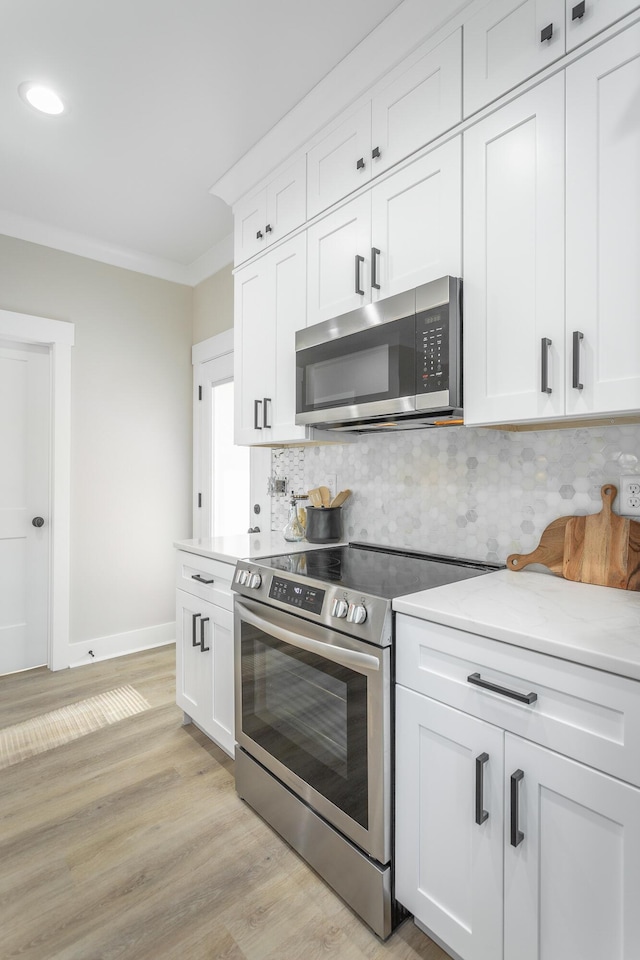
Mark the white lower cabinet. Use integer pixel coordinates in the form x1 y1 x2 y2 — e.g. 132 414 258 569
395 689 504 960
395 616 640 960
175 552 235 757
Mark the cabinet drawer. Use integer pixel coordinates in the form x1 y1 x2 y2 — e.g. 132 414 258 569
175 550 234 610
396 614 640 787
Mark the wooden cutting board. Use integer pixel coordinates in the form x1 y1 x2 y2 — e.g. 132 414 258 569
507 484 640 591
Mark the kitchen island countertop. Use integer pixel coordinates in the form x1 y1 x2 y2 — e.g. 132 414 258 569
393 568 640 682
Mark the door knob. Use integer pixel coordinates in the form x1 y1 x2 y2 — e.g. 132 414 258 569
32 517 45 527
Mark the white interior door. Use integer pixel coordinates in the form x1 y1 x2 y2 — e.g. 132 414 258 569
0 340 50 674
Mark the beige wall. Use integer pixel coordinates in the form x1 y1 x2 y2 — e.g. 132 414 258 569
192 263 233 344
0 234 194 661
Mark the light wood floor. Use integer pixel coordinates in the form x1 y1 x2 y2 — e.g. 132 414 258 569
0 647 449 960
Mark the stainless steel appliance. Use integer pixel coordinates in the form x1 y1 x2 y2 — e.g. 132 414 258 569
295 276 462 433
232 543 500 939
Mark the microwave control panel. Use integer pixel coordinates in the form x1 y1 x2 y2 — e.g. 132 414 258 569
417 308 448 395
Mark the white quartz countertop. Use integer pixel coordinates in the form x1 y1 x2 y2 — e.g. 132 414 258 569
174 533 344 564
393 569 640 682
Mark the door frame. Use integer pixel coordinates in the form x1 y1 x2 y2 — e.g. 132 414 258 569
192 329 270 539
0 309 74 671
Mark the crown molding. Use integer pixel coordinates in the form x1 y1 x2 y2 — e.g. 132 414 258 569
0 211 233 287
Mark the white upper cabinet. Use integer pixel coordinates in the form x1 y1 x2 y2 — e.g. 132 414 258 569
566 0 640 50
307 30 462 221
370 138 461 299
234 156 306 265
306 193 372 326
463 0 565 117
371 29 462 175
565 21 640 417
234 233 308 445
306 105 372 221
463 75 566 425
307 138 461 327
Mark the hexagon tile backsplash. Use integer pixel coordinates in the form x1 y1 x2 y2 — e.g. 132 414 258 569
270 423 640 564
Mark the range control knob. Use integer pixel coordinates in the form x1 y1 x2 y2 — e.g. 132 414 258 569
331 598 349 619
248 572 262 589
236 569 249 585
347 603 367 625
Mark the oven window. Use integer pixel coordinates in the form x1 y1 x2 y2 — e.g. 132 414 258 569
240 624 368 828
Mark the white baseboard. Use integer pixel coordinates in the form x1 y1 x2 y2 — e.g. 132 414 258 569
67 622 175 669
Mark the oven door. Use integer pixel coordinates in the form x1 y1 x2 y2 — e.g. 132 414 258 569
234 596 391 865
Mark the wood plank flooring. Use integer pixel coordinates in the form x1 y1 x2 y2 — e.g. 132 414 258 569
0 647 448 960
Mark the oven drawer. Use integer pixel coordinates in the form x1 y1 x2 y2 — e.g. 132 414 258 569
396 614 640 788
175 550 234 610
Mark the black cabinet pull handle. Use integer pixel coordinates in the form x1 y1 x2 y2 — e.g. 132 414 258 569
572 330 584 390
254 399 262 430
372 146 381 160
191 612 201 647
265 223 272 233
371 247 381 290
540 23 553 42
263 397 272 429
475 753 489 825
467 672 537 705
541 337 552 394
355 254 365 295
199 617 210 652
510 770 525 847
256 230 263 239
191 574 214 584
356 157 365 170
572 1 586 19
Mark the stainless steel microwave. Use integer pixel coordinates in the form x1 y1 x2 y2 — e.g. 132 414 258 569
295 276 462 433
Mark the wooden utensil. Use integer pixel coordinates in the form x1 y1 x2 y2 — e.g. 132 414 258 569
307 488 323 508
330 489 352 508
563 484 640 589
319 485 331 507
507 484 640 591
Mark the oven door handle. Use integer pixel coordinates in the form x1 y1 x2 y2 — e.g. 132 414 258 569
236 601 381 674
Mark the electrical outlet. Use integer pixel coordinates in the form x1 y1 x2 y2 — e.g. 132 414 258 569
619 476 640 516
326 474 337 500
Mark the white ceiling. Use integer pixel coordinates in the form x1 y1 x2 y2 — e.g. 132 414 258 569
0 0 405 282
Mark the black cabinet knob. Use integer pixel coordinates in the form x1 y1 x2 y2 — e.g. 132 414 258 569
372 146 381 160
256 230 263 239
32 516 45 527
572 1 586 19
540 23 553 42
356 157 365 170
265 223 272 233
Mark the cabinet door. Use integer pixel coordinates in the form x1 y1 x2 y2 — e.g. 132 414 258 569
265 156 306 246
200 602 235 757
176 588 209 725
306 104 372 219
566 0 640 51
370 138 461 300
463 74 565 425
504 735 640 960
464 0 565 117
306 194 371 327
371 29 462 174
396 687 504 960
565 23 640 416
270 233 308 443
234 189 268 265
234 261 274 444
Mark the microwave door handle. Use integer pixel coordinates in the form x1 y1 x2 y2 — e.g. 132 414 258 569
236 601 381 675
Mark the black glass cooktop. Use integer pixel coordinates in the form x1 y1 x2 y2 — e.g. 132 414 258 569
257 542 502 600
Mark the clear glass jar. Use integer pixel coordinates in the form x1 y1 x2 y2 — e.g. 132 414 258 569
283 496 305 541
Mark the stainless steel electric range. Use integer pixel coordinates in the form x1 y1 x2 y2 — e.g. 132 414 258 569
232 542 501 939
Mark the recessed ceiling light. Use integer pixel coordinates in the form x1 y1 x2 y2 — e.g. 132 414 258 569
18 82 65 116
